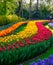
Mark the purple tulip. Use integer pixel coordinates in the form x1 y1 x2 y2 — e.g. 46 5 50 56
48 22 53 28
37 59 42 65
29 55 53 65
30 62 38 65
49 55 53 59
44 58 48 64
41 63 46 65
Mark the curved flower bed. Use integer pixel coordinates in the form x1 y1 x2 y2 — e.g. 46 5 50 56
32 22 52 42
17 21 38 38
0 22 38 43
0 22 52 50
0 21 52 65
0 22 27 36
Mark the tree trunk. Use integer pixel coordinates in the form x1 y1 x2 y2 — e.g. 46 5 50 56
36 0 39 11
29 0 32 19
18 0 23 17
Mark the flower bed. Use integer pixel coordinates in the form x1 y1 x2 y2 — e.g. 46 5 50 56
32 22 52 42
0 22 38 43
17 21 38 38
0 22 52 46
0 22 27 36
29 55 53 65
0 21 52 65
0 38 52 65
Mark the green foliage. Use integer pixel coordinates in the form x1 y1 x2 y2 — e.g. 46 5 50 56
0 37 52 65
13 24 27 34
0 1 6 15
0 22 26 34
0 23 15 30
0 15 26 26
0 0 18 15
39 5 51 19
23 38 53 65
43 22 48 25
0 15 8 26
48 26 53 30
6 1 18 15
6 15 26 23
49 36 53 44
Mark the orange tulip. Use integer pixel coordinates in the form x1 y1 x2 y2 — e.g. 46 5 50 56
0 22 27 37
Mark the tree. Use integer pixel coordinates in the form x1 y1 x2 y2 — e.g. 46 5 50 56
0 0 18 15
6 0 18 15
36 0 39 11
29 0 35 19
29 0 32 19
0 0 6 15
15 0 23 17
46 0 52 5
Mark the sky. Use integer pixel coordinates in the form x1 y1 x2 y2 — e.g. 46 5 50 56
25 0 37 3
24 0 45 4
25 0 30 3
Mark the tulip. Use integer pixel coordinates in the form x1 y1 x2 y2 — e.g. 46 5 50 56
0 47 3 52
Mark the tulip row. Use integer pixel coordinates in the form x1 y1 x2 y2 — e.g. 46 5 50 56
0 39 35 52
0 20 50 37
0 36 51 52
16 21 38 38
0 22 27 36
0 21 38 43
32 22 52 42
0 22 52 51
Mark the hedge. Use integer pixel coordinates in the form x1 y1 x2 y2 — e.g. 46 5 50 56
0 15 26 26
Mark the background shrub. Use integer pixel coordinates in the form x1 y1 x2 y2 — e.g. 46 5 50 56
0 15 26 26
6 15 26 23
0 15 8 26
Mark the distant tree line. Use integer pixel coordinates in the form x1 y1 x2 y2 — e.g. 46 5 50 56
0 0 53 19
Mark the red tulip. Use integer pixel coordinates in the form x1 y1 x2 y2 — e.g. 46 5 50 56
19 43 24 47
24 38 32 44
7 44 11 46
12 43 16 46
19 41 24 47
11 45 14 50
32 22 52 42
15 45 19 48
0 47 3 52
1 45 6 51
7 45 11 50
3 47 6 51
